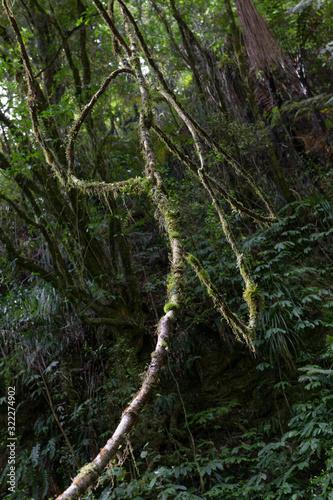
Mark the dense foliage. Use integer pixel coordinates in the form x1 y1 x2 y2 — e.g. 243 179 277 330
0 0 332 498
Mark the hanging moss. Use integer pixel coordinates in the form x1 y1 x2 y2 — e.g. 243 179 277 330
67 175 150 198
119 176 151 196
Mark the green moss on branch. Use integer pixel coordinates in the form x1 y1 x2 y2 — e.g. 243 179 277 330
67 175 149 197
186 252 256 350
164 301 181 313
243 281 264 328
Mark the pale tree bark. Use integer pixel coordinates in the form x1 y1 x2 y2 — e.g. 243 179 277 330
56 306 181 499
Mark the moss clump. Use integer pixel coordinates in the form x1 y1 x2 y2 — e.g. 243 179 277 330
67 175 150 199
119 176 150 196
169 230 180 239
167 274 177 295
186 253 209 282
186 253 200 267
165 209 180 220
243 281 264 319
164 301 180 313
74 462 99 482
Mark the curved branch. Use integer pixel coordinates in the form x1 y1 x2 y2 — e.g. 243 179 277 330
68 174 147 197
152 123 276 224
66 68 133 175
56 310 178 499
34 45 63 79
115 0 276 218
57 17 185 499
205 173 277 224
92 0 132 57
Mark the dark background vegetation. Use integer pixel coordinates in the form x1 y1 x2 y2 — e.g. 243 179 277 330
0 0 332 498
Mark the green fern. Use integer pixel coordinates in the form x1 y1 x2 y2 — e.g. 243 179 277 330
280 93 333 119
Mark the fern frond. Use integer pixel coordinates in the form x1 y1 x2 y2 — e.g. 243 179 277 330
30 442 41 467
280 93 333 117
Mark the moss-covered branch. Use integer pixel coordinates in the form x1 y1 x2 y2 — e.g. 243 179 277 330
152 123 276 224
68 174 149 197
57 19 185 499
92 0 132 57
114 2 276 216
186 253 257 349
66 67 133 175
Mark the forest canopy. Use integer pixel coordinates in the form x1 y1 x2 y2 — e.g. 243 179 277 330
0 0 332 499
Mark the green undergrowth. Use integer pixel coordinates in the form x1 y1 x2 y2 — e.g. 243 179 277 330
75 195 333 500
246 195 333 363
1 194 332 499
180 194 333 363
80 353 333 499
